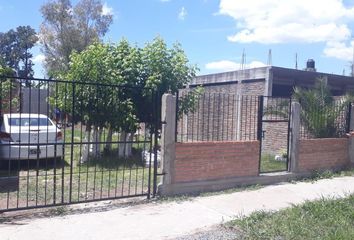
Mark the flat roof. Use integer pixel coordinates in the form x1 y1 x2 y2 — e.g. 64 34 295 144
192 66 354 88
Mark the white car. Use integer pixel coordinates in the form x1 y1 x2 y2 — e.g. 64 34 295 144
0 113 63 160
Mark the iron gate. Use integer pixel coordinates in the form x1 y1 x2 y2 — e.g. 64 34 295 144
258 96 291 173
0 76 159 212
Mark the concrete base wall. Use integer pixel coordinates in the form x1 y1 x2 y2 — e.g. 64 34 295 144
159 172 317 196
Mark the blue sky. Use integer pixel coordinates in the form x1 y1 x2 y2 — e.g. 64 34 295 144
1 0 354 77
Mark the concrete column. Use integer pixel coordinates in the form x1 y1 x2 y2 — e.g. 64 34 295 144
289 101 300 172
348 104 354 165
264 66 273 96
158 93 177 194
350 104 354 132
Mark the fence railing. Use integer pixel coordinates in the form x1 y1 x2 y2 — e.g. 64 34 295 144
176 91 259 142
300 100 351 139
0 75 157 212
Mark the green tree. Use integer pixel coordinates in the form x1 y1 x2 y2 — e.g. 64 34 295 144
40 0 113 76
57 42 139 161
141 37 198 128
293 77 351 138
59 43 116 161
0 26 38 78
0 65 19 114
55 37 199 161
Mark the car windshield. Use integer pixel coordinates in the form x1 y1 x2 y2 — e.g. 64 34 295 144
8 117 53 126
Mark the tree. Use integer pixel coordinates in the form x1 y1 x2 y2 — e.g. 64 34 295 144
56 42 140 161
39 0 113 76
0 65 19 114
140 37 198 128
0 26 38 78
55 37 199 161
293 77 351 138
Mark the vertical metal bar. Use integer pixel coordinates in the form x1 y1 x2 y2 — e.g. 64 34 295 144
61 82 68 203
191 91 195 142
69 82 75 203
245 96 249 141
231 94 235 141
253 96 257 140
153 91 159 197
16 81 22 208
26 81 32 207
196 91 201 141
53 81 58 204
77 85 84 201
257 96 264 174
217 93 220 141
286 98 292 171
141 124 147 194
35 81 41 206
44 82 50 205
6 79 12 210
146 89 153 199
207 92 211 141
201 92 206 141
347 102 351 133
221 93 225 141
226 94 230 140
92 84 99 200
175 91 179 142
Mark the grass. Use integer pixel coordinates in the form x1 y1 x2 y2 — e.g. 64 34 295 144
229 194 354 240
0 126 158 211
260 153 287 173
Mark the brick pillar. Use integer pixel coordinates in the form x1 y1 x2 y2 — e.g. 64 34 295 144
158 93 177 195
289 101 300 172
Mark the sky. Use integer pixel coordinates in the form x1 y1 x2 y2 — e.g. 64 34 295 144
1 0 354 78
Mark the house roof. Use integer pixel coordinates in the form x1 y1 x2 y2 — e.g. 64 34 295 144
192 66 354 90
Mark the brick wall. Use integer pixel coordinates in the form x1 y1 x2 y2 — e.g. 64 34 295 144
298 138 349 172
173 141 260 183
262 122 289 155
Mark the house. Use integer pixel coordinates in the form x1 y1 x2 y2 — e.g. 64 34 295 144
178 60 354 156
189 60 354 97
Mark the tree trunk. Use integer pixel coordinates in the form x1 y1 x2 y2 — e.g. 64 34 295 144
105 125 113 152
125 133 133 157
118 131 127 158
118 131 134 158
80 125 91 163
91 126 99 158
98 127 103 155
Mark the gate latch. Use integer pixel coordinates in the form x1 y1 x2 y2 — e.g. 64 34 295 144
262 130 266 139
156 172 166 176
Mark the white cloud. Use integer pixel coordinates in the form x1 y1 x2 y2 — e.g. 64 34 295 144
218 0 354 60
33 54 45 64
324 41 354 61
102 3 113 16
219 0 354 44
178 7 187 20
205 60 267 72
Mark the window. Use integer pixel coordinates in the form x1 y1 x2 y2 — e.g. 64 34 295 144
8 117 53 126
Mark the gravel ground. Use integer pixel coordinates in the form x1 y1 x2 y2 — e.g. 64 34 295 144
171 226 240 240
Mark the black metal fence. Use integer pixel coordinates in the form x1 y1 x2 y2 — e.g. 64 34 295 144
176 91 259 142
300 100 351 139
0 76 158 212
